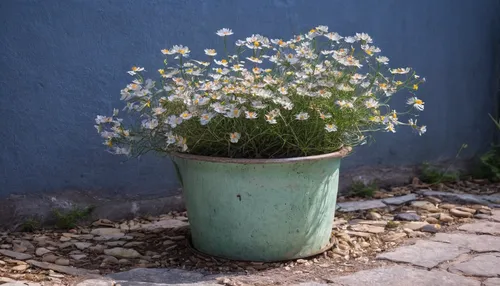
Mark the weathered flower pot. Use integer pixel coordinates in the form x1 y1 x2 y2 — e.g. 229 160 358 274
170 148 348 262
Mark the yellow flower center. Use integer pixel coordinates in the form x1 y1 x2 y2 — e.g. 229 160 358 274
131 66 138 71
145 101 151 107
162 49 169 54
395 81 403 85
106 140 113 147
233 109 239 116
415 99 423 105
365 50 373 55
309 29 316 33
379 83 387 89
158 69 165 75
131 84 137 89
221 59 228 64
216 68 223 73
413 84 419 90
253 41 260 47
178 49 186 54
278 39 284 45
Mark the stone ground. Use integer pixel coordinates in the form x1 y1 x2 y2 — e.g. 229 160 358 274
1 179 500 285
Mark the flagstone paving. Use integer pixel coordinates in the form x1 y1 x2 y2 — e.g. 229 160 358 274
1 189 499 286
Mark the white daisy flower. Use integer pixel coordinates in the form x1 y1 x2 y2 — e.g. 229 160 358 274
127 66 144 76
141 118 158 130
271 39 287 47
344 36 357 43
251 101 268 109
229 132 241 143
376 56 389 64
324 123 338 132
204 49 217 56
95 115 113 124
278 87 288 95
295 112 310 121
246 57 262 64
166 115 183 128
165 132 176 144
225 107 242 118
355 33 373 43
361 44 381 56
364 98 379 109
235 39 246 46
216 28 233 37
319 112 332 120
245 111 258 119
199 113 215 125
390 67 411 74
179 111 193 120
214 59 229 66
161 49 175 55
325 32 342 42
315 25 329 33
418 126 427 136
172 45 190 57
265 114 277 124
152 107 166 115
406 97 425 111
113 147 130 155
386 122 396 133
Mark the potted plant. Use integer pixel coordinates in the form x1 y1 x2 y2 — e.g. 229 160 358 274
95 26 426 262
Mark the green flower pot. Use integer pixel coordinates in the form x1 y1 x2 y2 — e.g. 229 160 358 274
171 148 348 262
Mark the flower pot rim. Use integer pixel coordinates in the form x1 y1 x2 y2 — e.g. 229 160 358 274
171 147 351 165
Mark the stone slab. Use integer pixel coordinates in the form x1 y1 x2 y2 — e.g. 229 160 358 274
492 209 500 222
332 265 479 286
27 260 98 277
484 278 500 286
458 221 500 235
377 240 469 268
431 233 500 252
417 190 496 206
382 194 417 205
75 279 115 286
449 253 500 277
337 200 386 212
107 268 222 286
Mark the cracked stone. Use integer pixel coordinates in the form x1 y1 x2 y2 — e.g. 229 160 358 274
377 240 469 268
337 200 387 212
332 265 479 286
139 219 189 231
449 254 500 277
421 224 441 233
431 233 500 252
27 260 98 276
90 228 122 236
349 224 385 234
484 278 500 286
411 201 439 212
70 254 87 261
382 194 417 205
394 213 420 221
55 258 70 266
74 242 92 250
450 208 473 218
459 222 500 235
402 222 428 231
35 248 51 256
0 250 33 260
104 247 141 259
107 268 221 285
75 279 115 286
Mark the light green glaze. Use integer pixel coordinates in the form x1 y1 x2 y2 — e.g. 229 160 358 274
171 152 342 262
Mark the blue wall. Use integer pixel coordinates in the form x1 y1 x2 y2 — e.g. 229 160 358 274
1 0 499 197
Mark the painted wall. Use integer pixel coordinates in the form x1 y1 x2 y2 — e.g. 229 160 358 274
1 0 499 197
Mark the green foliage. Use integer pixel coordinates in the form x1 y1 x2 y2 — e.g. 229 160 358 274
479 114 500 180
52 206 95 229
420 162 459 184
20 218 40 232
349 180 377 198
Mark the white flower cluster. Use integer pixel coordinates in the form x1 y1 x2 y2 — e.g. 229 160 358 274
96 26 426 157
